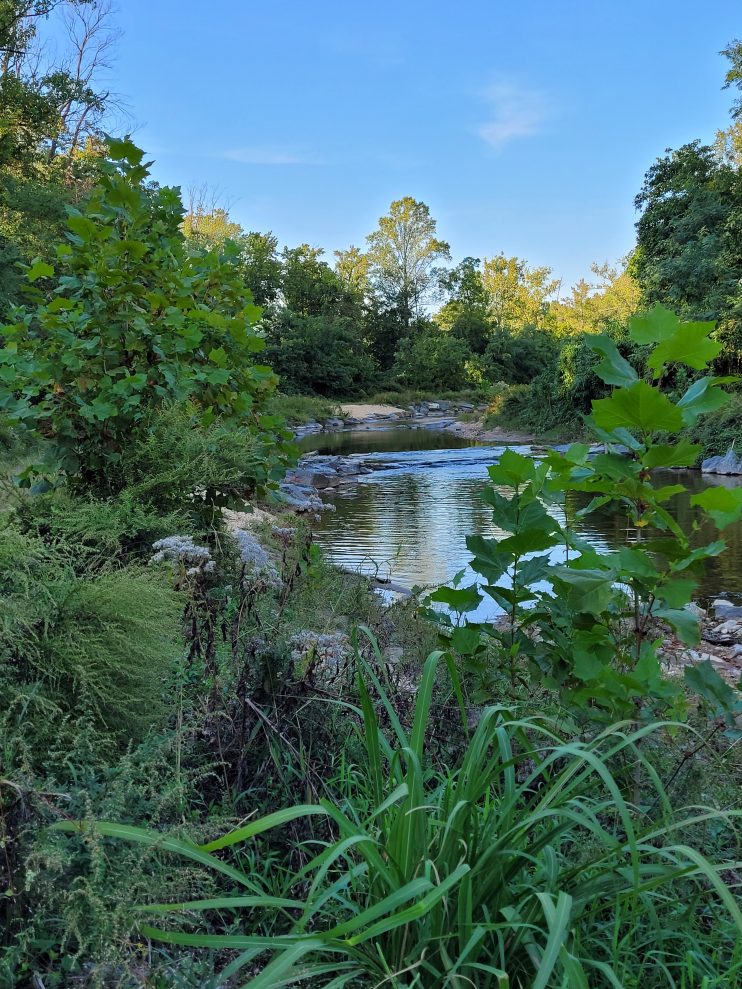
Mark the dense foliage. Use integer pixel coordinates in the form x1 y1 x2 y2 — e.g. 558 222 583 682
1 9 742 987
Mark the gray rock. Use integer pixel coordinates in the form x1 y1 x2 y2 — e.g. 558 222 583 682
322 417 345 431
685 602 707 620
383 646 404 664
457 402 474 411
701 448 742 475
731 644 742 659
279 482 327 512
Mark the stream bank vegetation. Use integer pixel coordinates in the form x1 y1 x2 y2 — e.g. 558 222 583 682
0 8 741 984
0 137 741 988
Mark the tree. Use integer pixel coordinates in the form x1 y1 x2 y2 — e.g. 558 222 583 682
366 197 450 329
264 311 375 397
0 0 112 310
552 261 641 337
0 139 279 489
182 186 243 247
281 243 360 320
334 245 369 298
239 230 282 307
480 253 558 330
437 257 490 353
392 330 474 391
482 324 558 385
721 38 742 119
634 142 741 320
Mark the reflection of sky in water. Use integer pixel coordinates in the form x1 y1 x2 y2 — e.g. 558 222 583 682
310 430 742 620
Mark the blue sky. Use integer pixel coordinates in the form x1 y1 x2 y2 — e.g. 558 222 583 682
98 1 740 286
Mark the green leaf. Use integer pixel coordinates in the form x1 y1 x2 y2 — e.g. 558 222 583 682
26 260 54 282
550 567 616 616
106 137 145 165
51 821 259 890
684 661 742 718
429 584 483 613
654 606 700 646
486 449 541 487
641 440 701 469
647 321 721 377
677 376 737 425
691 486 742 529
586 335 638 388
451 625 483 654
591 380 683 434
629 304 683 344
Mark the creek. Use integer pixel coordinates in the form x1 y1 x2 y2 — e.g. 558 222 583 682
299 425 742 619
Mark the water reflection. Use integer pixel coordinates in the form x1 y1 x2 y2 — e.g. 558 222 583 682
309 429 742 616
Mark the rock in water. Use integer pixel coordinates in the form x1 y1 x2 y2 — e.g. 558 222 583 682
701 448 742 475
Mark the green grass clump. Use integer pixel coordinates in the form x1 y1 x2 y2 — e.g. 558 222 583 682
0 527 181 750
54 643 742 988
266 392 342 425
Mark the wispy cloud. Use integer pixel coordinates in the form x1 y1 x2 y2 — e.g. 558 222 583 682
477 83 551 151
220 147 321 165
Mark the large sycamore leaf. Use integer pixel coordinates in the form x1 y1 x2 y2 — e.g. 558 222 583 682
629 304 683 344
677 376 738 425
550 566 616 616
591 380 683 434
587 335 638 388
641 439 701 469
691 486 742 529
648 322 721 377
684 661 742 719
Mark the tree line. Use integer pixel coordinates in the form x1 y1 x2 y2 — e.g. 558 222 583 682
1 4 741 422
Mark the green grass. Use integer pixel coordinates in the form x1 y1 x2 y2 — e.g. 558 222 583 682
265 393 342 425
53 639 742 988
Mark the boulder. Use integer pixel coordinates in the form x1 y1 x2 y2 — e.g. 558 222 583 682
701 448 742 475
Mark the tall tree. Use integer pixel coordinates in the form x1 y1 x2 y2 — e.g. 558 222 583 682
634 141 741 320
366 197 450 329
334 245 369 298
239 230 281 307
480 253 558 330
552 261 641 337
436 256 490 353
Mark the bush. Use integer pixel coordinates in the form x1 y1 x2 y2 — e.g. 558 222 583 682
0 139 279 492
392 331 477 391
264 311 377 397
482 323 558 384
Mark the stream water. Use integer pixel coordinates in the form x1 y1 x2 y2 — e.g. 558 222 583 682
299 425 742 617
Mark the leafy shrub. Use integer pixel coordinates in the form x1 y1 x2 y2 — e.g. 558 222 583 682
393 331 477 391
55 648 742 987
264 311 377 397
9 403 295 558
0 527 181 749
438 307 742 726
482 323 558 384
0 139 278 491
